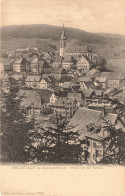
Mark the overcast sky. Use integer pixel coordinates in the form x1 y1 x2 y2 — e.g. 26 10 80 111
1 0 125 35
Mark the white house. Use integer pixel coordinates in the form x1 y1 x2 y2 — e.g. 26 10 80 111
77 56 90 73
50 93 57 104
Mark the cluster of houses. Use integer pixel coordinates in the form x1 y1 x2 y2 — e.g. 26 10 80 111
1 25 125 164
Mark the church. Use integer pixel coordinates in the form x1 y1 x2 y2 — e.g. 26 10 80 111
59 25 97 63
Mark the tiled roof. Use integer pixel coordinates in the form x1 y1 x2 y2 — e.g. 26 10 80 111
78 76 92 82
31 58 38 64
83 81 95 89
64 45 86 53
95 77 107 83
59 76 72 83
19 89 41 108
61 82 71 88
43 62 51 69
62 55 71 62
68 93 82 102
82 89 95 98
26 75 41 82
101 72 125 79
36 89 53 103
69 107 102 132
87 68 100 76
12 74 23 80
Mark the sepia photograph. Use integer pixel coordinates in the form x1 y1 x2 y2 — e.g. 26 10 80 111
0 0 125 195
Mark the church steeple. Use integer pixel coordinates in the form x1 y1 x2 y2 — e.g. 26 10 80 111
60 24 67 57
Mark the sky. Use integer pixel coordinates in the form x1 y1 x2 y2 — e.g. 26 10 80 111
1 0 125 35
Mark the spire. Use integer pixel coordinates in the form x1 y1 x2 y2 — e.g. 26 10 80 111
61 24 66 40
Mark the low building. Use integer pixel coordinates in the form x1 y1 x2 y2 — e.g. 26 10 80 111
101 72 125 89
50 97 77 117
69 107 121 163
87 68 100 78
62 55 73 70
52 56 62 68
25 75 41 87
2 58 13 73
19 89 42 115
95 77 107 90
11 74 25 85
30 58 39 74
59 76 72 87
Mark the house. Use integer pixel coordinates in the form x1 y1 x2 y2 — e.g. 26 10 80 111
25 75 41 87
30 58 39 74
50 97 77 117
69 107 122 163
87 68 101 78
51 68 67 80
39 76 54 89
82 89 96 104
100 72 125 89
67 93 83 107
43 61 51 74
15 48 30 58
80 81 96 90
62 55 73 70
13 58 29 73
43 52 52 64
52 56 62 68
11 74 25 85
19 89 42 115
95 77 107 90
77 56 90 73
59 76 72 87
2 58 13 73
50 93 58 104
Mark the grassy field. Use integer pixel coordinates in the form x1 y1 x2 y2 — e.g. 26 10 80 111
107 58 125 73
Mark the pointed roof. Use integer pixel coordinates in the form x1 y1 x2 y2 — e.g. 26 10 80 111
61 24 67 40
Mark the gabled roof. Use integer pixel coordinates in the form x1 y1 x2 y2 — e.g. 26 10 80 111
61 82 71 88
83 81 95 89
69 107 102 132
26 75 41 82
62 55 72 62
68 93 82 102
43 62 51 69
19 89 41 108
2 58 12 71
82 89 95 98
95 77 107 83
11 74 23 80
77 56 90 64
78 76 92 82
31 58 38 64
36 89 53 103
14 58 28 64
87 68 100 76
59 76 72 83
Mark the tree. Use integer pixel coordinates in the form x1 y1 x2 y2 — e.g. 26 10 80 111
31 113 83 164
0 77 35 163
100 120 125 165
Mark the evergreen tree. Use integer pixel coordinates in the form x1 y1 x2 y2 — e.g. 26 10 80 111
32 114 83 163
100 119 125 165
0 77 35 163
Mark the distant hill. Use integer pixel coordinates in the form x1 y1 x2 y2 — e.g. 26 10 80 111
1 24 125 59
1 24 119 43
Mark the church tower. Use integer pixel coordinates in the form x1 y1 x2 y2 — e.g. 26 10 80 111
60 24 67 57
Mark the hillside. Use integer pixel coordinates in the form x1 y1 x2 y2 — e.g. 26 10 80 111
1 24 125 59
1 24 123 43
